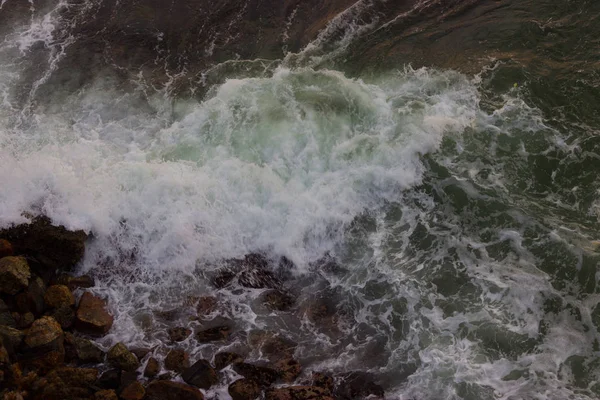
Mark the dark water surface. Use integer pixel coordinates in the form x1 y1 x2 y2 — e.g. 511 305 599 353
1 1 600 399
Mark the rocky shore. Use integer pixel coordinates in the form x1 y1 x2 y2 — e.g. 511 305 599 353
0 217 385 400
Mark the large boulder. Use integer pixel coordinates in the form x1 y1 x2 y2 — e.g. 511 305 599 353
75 292 113 335
20 316 65 373
228 379 261 400
145 380 204 400
0 256 30 295
265 386 334 400
181 359 218 389
164 349 189 373
23 316 63 349
44 285 75 309
0 216 87 273
107 342 139 372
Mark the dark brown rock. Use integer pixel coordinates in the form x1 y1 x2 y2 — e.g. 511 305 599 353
131 348 151 360
34 367 98 400
181 359 218 389
211 269 237 289
0 343 10 365
20 317 65 373
196 325 231 342
108 342 139 372
54 274 95 291
97 368 121 390
0 239 13 258
64 332 104 364
249 331 297 362
157 372 174 381
261 290 294 311
0 325 24 357
232 363 279 386
44 285 74 309
144 357 160 378
50 305 75 329
334 371 384 400
238 268 281 289
168 327 192 342
75 292 113 335
265 386 334 400
24 316 63 349
164 349 189 373
229 379 261 400
275 358 301 383
311 372 334 393
15 312 35 329
95 389 119 400
196 296 217 317
15 276 46 316
145 380 204 400
120 380 145 400
0 299 17 327
0 256 30 295
0 216 87 273
214 352 244 370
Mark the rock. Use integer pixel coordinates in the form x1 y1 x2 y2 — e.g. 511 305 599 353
75 292 114 335
35 367 98 400
120 380 145 400
275 358 301 382
24 316 63 348
311 372 334 393
97 368 121 390
196 326 231 342
15 312 35 329
168 327 192 342
0 325 24 357
120 370 139 391
214 352 244 370
107 343 139 372
261 290 294 311
265 386 334 400
54 274 95 291
0 256 30 295
2 391 25 400
238 268 281 289
232 363 279 386
334 371 384 400
249 331 296 362
196 296 217 317
164 349 189 373
130 348 151 360
181 359 218 389
211 269 237 289
144 357 160 378
0 216 87 273
145 380 204 400
44 285 75 309
50 305 76 329
15 276 46 316
0 299 17 327
0 344 10 365
64 332 104 364
157 372 174 380
228 379 261 400
94 389 119 400
0 239 13 257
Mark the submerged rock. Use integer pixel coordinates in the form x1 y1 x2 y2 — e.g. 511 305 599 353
232 363 279 386
0 256 30 295
261 289 294 311
107 342 139 372
275 358 302 383
196 296 218 317
145 380 204 400
334 371 385 400
168 327 192 342
214 351 244 370
181 359 218 389
265 386 334 400
196 325 231 342
164 349 189 373
75 292 113 335
229 379 262 400
44 285 75 309
311 372 334 393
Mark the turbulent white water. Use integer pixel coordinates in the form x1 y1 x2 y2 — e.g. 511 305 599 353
2 1 600 400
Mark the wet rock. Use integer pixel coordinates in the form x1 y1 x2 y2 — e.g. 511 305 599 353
75 292 114 335
0 325 24 357
64 332 104 364
249 331 297 362
238 268 281 289
232 363 279 386
181 359 218 389
0 216 87 273
275 358 302 382
0 344 9 365
168 327 192 342
145 380 204 400
0 299 17 327
15 312 35 329
54 274 95 291
50 305 76 329
130 348 151 360
157 372 174 380
24 316 63 348
211 269 237 289
15 276 46 316
120 380 145 400
35 367 98 400
196 296 218 317
261 289 294 311
196 325 231 342
229 379 261 400
265 386 334 400
0 256 30 295
94 389 119 400
334 371 384 400
311 372 334 393
214 351 244 370
21 316 65 373
164 349 189 373
108 342 139 372
97 368 121 390
144 357 160 379
119 370 139 391
44 285 75 309
0 239 13 258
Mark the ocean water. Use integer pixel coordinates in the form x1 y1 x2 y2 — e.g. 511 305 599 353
1 1 600 399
